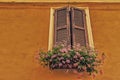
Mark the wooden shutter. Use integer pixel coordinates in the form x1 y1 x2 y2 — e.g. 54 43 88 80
54 7 71 46
71 7 88 47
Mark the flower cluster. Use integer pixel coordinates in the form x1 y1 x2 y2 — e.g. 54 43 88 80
39 44 105 75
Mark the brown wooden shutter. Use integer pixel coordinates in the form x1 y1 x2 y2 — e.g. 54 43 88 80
54 7 71 46
71 7 88 47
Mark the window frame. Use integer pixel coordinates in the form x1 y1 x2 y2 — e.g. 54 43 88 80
48 7 94 50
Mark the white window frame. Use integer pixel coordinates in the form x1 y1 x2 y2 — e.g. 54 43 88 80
48 7 94 50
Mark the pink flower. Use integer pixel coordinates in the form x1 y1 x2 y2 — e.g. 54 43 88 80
80 57 84 60
90 58 92 60
51 64 55 68
59 57 64 60
53 63 58 68
87 58 90 61
89 52 93 56
82 66 86 71
45 55 49 58
87 64 91 67
62 61 65 64
51 54 57 59
73 55 78 59
59 63 62 67
60 48 68 53
76 52 81 57
93 62 97 66
49 59 52 62
73 63 79 67
63 64 67 68
67 45 71 51
68 64 72 68
66 59 70 63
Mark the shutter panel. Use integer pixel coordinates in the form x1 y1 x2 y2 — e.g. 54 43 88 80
54 7 71 46
71 7 88 47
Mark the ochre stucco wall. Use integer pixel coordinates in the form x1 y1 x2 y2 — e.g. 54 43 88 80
0 0 120 2
0 3 120 80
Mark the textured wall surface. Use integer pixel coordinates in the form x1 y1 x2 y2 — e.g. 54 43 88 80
0 0 120 2
0 3 120 80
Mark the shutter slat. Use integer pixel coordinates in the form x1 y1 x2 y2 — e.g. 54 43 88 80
56 26 67 30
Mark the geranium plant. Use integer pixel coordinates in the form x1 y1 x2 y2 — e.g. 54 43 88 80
38 43 105 75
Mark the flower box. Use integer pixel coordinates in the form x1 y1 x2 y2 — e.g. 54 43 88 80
39 44 105 75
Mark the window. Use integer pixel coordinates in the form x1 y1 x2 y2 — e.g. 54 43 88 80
48 7 94 50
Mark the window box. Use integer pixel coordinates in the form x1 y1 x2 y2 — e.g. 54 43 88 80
39 43 104 75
